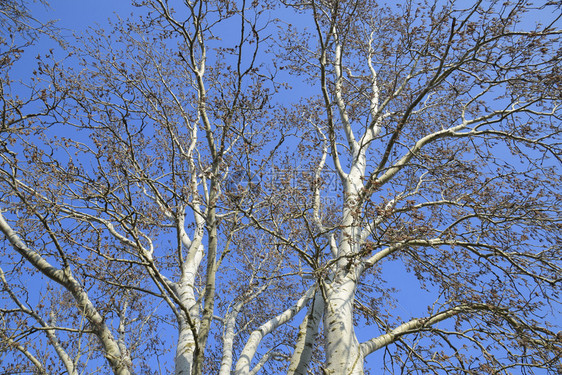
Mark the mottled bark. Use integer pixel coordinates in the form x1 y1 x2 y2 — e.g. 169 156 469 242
235 287 315 375
288 290 324 375
323 277 364 375
175 319 196 375
174 217 204 375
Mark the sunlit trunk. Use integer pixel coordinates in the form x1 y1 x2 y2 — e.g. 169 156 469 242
323 276 364 375
320 167 366 374
288 291 324 375
175 319 196 375
174 251 201 375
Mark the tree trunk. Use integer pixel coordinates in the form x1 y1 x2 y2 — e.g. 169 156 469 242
175 319 196 375
288 291 324 375
174 269 200 375
323 276 364 375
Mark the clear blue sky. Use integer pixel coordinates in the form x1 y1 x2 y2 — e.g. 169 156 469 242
10 1 558 374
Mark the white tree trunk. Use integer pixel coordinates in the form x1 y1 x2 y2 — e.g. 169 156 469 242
173 215 204 375
287 291 324 375
235 287 315 375
323 276 364 375
175 319 196 375
174 259 201 375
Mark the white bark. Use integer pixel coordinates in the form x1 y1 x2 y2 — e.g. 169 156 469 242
234 286 316 375
175 319 196 375
318 71 368 371
359 305 490 357
287 290 324 375
323 276 364 375
0 331 48 374
0 211 131 375
174 245 203 375
172 205 205 375
0 267 78 375
249 351 281 375
219 300 244 375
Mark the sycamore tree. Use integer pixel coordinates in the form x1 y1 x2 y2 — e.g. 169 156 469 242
1 0 561 374
267 0 562 373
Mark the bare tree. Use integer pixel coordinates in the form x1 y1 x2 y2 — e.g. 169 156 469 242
1 0 561 374
267 0 562 373
2 0 295 374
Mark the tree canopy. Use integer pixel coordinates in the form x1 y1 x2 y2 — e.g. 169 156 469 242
1 0 561 374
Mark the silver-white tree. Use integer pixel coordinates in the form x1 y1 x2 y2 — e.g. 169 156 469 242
1 0 561 374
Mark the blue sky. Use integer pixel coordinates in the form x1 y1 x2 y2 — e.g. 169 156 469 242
5 1 560 374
